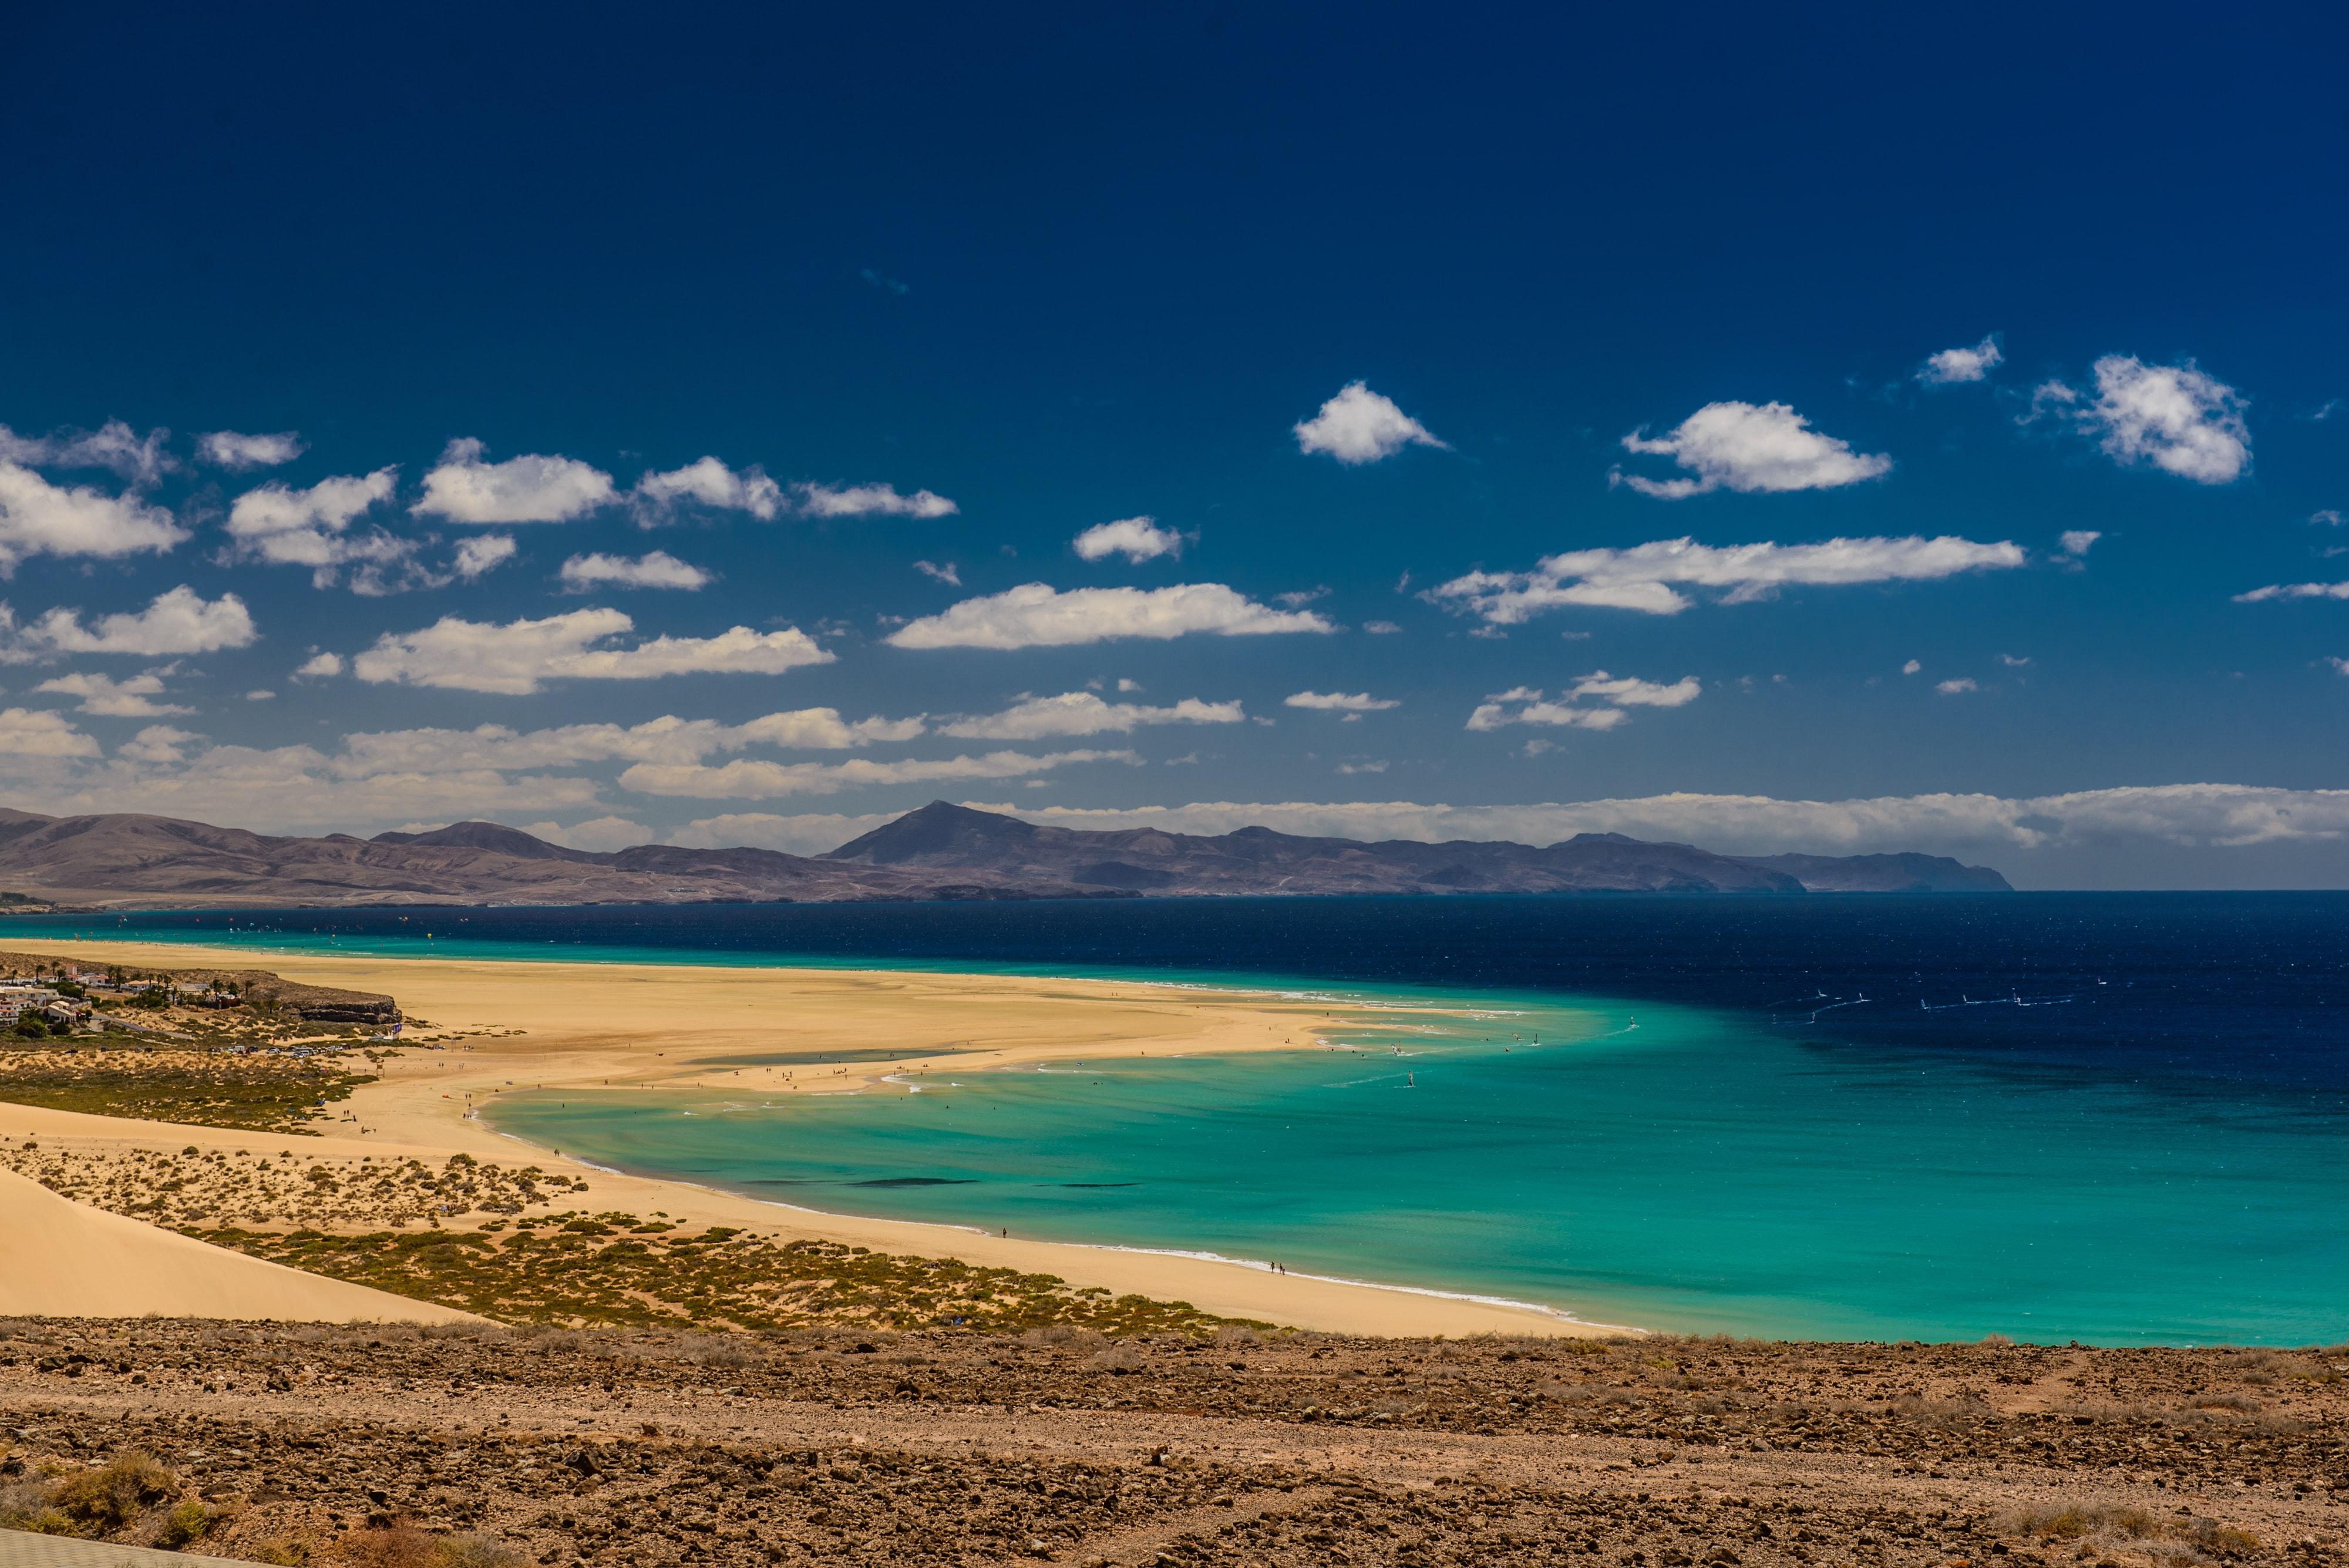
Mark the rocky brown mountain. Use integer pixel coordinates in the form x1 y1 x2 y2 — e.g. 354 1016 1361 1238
0 800 2010 909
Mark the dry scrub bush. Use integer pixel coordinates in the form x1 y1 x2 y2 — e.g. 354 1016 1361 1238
419 1322 494 1342
46 1451 181 1534
677 1332 760 1368
1892 1395 1991 1431
2220 1348 2314 1386
1022 1324 1108 1351
2010 1503 2160 1542
1563 1384 1639 1406
0 1478 70 1535
2007 1503 2258 1562
157 1497 218 1548
340 1525 444 1568
1090 1344 1146 1374
0 1451 201 1541
439 1534 531 1568
2186 1392 2262 1412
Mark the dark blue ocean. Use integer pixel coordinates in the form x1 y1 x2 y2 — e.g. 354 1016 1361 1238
21 894 2349 1344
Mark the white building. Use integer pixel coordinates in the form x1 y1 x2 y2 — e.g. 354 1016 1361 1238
1 984 59 1028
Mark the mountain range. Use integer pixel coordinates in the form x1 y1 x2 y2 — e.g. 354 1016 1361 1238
0 800 2010 909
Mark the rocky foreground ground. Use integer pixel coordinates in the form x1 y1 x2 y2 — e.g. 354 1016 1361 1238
4 1322 2346 1568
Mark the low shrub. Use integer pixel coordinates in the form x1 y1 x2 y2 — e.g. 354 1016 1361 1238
339 1526 530 1568
1090 1344 1146 1374
46 1451 180 1534
2007 1502 2257 1560
339 1525 443 1568
157 1497 217 1548
677 1331 760 1368
438 1533 530 1568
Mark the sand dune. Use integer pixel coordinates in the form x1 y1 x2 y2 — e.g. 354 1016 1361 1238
0 1165 476 1323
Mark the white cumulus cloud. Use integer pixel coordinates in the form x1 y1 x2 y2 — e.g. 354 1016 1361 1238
1614 402 1892 499
632 457 783 523
2233 580 2349 604
1567 671 1701 707
1430 534 2025 623
1466 671 1698 732
0 421 177 486
886 582 1337 650
32 669 193 718
116 724 200 764
224 468 407 587
619 748 1137 800
1293 381 1448 465
198 430 307 470
793 482 958 519
332 709 925 778
1465 698 1623 732
0 460 189 575
0 729 608 831
452 534 517 581
515 816 650 852
1936 678 1979 694
1073 516 1190 563
412 438 616 524
1917 336 2004 385
941 691 1243 740
4 586 256 660
2034 356 2251 484
950 786 2349 866
0 706 102 759
1285 691 1400 712
559 551 712 592
349 608 833 694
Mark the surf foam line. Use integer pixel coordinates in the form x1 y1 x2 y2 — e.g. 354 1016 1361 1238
485 1119 1642 1335
1069 1241 1644 1335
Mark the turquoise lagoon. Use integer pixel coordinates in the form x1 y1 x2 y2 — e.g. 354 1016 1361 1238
493 979 2349 1345
27 899 2349 1345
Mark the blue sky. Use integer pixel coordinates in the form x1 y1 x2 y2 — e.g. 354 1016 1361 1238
2 2 2345 887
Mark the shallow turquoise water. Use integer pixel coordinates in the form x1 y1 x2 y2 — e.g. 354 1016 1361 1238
29 903 2349 1344
493 982 2349 1345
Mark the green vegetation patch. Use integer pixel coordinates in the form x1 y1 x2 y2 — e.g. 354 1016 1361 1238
199 1217 1259 1337
0 1047 375 1133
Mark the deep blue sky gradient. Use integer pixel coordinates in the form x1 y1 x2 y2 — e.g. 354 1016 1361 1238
2 2 2345 883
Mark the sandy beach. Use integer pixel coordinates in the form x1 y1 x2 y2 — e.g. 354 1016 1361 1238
0 937 1621 1337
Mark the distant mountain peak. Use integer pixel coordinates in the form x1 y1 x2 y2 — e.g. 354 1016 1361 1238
823 800 1042 864
370 820 601 863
